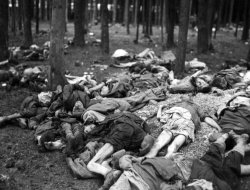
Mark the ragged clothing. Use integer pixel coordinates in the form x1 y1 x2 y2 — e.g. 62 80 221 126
88 112 149 152
110 157 185 190
189 143 243 190
86 98 131 114
63 84 90 111
160 107 195 141
215 92 250 134
211 67 242 90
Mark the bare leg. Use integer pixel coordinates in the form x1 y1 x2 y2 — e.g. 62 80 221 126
241 165 250 175
145 130 172 158
0 113 22 126
87 143 114 177
165 135 186 158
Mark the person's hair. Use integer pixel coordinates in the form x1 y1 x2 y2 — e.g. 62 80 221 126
139 134 155 156
190 76 211 93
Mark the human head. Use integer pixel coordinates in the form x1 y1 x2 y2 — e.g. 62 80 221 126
139 134 155 156
84 124 96 134
82 110 106 124
191 76 211 93
119 155 133 170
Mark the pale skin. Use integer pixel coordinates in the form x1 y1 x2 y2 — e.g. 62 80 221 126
87 143 115 177
145 104 221 158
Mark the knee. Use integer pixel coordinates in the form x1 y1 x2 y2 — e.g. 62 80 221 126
87 161 95 172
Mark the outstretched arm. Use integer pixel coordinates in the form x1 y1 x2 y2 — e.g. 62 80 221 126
204 117 222 132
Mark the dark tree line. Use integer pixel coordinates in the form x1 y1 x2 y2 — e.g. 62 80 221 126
0 0 250 84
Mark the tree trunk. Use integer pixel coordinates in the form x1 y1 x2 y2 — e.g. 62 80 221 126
160 0 164 45
41 0 45 20
175 0 191 77
11 0 16 36
67 0 72 20
234 0 243 37
144 0 151 36
207 0 216 50
35 0 39 34
149 0 153 35
166 0 176 48
18 0 23 31
74 0 85 46
241 0 250 41
23 0 33 47
65 0 68 32
134 0 138 27
0 0 9 61
214 0 224 39
197 0 208 54
49 0 67 90
124 0 130 34
247 46 250 62
47 0 51 21
228 0 234 26
101 0 109 54
118 0 125 23
134 0 140 44
112 0 117 24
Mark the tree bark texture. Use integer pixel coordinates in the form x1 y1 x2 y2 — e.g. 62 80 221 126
23 0 33 47
18 0 23 31
0 0 9 61
101 0 109 54
74 0 85 46
197 0 208 53
49 0 67 90
175 0 190 76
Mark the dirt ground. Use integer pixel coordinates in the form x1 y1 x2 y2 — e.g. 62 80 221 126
1 22 250 190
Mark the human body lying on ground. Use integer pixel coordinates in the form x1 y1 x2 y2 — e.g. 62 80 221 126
168 65 250 94
185 131 250 190
143 96 220 159
0 87 63 129
110 131 250 190
169 69 213 94
65 112 154 186
206 91 250 143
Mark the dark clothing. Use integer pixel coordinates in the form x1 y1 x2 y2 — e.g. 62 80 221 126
63 84 90 111
89 112 149 152
175 100 207 130
211 68 242 90
133 158 181 190
218 106 250 135
104 122 146 151
189 143 242 190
